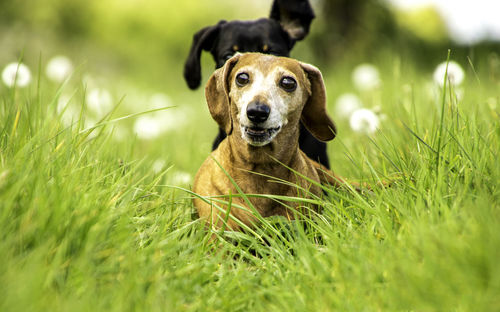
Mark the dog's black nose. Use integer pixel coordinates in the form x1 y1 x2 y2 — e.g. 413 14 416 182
246 102 270 123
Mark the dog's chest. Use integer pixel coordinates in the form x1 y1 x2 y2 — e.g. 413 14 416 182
229 167 317 217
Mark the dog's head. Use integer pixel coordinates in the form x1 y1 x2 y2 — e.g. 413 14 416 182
183 0 315 90
205 53 336 147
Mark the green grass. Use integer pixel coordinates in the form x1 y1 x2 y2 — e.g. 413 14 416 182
1 57 499 311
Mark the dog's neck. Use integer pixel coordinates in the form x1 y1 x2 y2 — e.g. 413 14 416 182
224 124 301 170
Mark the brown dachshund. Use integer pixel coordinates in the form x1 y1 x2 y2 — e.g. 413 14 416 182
193 53 340 232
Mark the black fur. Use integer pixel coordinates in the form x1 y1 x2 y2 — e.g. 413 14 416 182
184 0 330 169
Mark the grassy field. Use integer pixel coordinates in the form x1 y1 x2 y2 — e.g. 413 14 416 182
1 53 499 311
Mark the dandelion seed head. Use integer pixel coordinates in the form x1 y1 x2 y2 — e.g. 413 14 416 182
349 108 380 134
335 93 363 119
433 61 465 87
2 62 32 88
171 171 192 185
152 159 166 174
148 93 187 132
133 116 162 140
46 56 73 83
352 64 381 91
158 109 188 132
86 88 113 117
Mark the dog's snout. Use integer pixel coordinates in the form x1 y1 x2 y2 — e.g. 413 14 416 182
246 102 270 123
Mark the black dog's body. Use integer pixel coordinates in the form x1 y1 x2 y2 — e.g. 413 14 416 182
183 0 330 169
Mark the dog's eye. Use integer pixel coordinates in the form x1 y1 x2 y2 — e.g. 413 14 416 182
280 76 297 92
236 73 250 87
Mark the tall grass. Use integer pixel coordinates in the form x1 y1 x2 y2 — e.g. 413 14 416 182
0 59 499 311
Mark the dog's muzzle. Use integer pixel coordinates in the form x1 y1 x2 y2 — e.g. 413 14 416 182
246 102 270 123
242 101 281 146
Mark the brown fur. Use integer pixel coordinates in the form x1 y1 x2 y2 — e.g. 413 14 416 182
193 53 337 231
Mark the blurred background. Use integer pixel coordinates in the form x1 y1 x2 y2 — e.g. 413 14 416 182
1 0 499 180
2 0 499 84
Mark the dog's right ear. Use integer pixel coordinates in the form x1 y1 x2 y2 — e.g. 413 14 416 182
300 62 336 142
183 21 226 90
205 54 240 135
270 0 315 41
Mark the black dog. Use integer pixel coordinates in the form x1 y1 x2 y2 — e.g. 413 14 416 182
183 0 330 169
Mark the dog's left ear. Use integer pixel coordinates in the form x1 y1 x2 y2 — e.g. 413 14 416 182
205 54 241 135
184 21 226 90
270 0 315 41
300 62 336 141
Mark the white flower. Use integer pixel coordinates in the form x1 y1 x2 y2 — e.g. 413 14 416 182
147 93 187 132
170 171 192 185
158 108 188 132
133 116 162 140
433 61 465 87
2 62 32 88
352 64 381 91
335 93 363 119
152 159 166 174
86 88 113 117
46 56 73 83
349 108 380 134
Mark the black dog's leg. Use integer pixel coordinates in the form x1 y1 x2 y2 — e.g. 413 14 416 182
212 128 227 151
299 123 330 169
